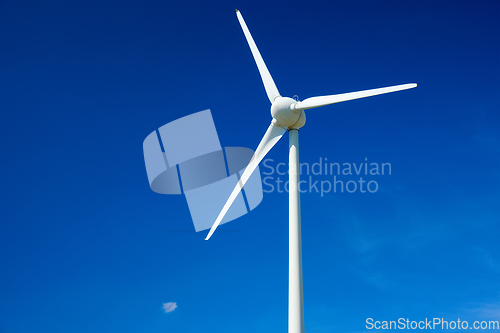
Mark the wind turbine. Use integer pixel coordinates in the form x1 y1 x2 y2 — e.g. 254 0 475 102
205 10 416 333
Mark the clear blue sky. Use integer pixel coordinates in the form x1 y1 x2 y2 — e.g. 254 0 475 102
1 1 499 332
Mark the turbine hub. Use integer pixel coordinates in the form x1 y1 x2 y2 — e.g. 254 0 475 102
271 97 306 129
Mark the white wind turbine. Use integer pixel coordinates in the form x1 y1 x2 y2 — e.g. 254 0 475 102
205 10 416 333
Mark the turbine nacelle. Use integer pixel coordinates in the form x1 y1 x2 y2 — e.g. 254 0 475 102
271 97 306 129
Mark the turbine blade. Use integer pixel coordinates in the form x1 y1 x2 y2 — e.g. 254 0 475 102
293 83 417 111
236 10 281 103
205 121 286 240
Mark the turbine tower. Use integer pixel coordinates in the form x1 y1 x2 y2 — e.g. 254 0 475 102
205 10 416 333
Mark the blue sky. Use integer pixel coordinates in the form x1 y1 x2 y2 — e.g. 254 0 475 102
1 1 499 332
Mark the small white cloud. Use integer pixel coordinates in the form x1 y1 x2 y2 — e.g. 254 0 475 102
163 302 178 313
